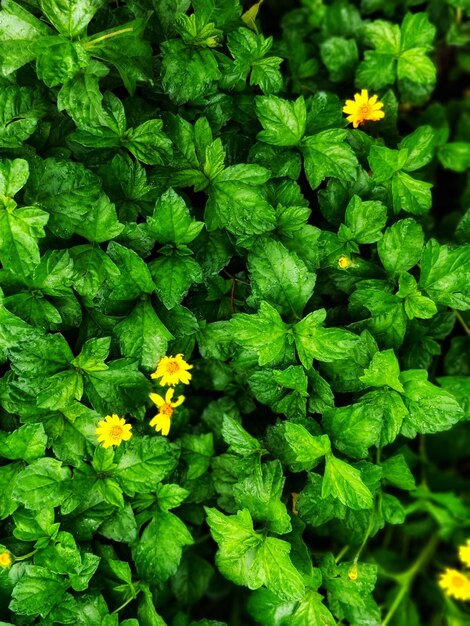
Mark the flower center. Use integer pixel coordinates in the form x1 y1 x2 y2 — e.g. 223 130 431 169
166 361 180 374
452 576 465 587
0 553 11 566
109 426 123 439
358 104 371 121
161 403 174 417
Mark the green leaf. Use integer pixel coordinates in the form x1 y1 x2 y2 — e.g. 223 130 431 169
391 170 432 216
255 95 306 146
181 433 214 480
437 376 470 419
221 414 261 456
84 358 150 416
302 130 358 190
206 164 275 236
0 0 51 76
124 119 173 166
0 423 47 462
9 332 73 377
233 460 292 534
397 49 436 104
323 396 383 459
286 590 336 626
378 218 424 275
23 158 102 238
161 39 221 104
369 146 408 183
322 454 373 510
360 349 404 392
107 241 155 300
147 188 204 245
400 369 465 434
400 12 435 50
12 458 71 510
115 299 173 371
35 36 87 88
9 565 69 617
283 422 331 469
339 195 387 245
133 511 193 583
0 158 29 196
149 255 203 309
438 142 470 173
297 472 346 527
72 337 110 372
250 56 283 94
83 18 153 94
39 0 105 37
247 238 315 317
72 193 123 243
0 462 22 519
0 87 47 148
293 309 359 368
172 554 214 606
205 507 304 601
156 483 189 512
70 243 120 300
0 198 48 278
320 36 359 83
381 455 416 490
399 125 436 171
419 240 470 309
114 436 179 496
230 301 291 366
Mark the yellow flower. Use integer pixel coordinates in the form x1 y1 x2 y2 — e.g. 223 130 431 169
96 414 132 448
343 89 385 129
348 563 359 581
459 540 470 568
151 354 193 386
149 388 185 436
0 551 13 568
439 568 470 601
338 255 352 269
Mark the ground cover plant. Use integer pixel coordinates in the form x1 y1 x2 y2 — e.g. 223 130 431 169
0 0 469 624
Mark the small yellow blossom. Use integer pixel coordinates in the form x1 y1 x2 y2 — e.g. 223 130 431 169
338 255 352 269
439 568 470 601
459 540 470 568
96 414 132 448
0 551 13 568
151 354 193 386
343 89 385 129
348 563 359 581
149 388 185 436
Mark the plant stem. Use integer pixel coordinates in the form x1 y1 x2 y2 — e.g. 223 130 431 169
455 310 470 337
83 27 134 49
14 549 37 561
335 544 350 563
381 534 439 626
111 590 141 615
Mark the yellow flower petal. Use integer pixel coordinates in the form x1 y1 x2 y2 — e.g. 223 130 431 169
150 413 171 436
95 414 132 448
439 568 470 601
149 392 165 408
343 90 385 129
459 540 470 568
0 551 13 568
171 394 185 408
151 354 193 386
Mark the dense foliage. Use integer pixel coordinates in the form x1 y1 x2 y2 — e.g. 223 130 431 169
0 0 469 624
